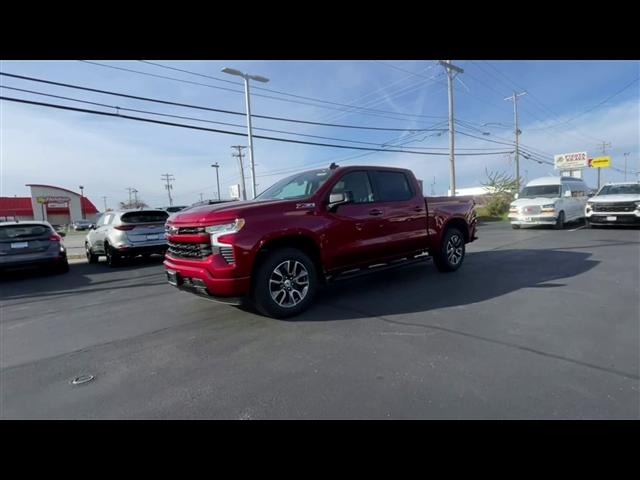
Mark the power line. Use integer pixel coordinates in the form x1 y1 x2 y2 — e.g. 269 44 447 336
0 84 450 148
2 95 512 156
80 60 448 121
0 71 446 132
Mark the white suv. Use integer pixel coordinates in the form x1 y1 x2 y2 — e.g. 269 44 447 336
508 176 590 229
585 182 640 228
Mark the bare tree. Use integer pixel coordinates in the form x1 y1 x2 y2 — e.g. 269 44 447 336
481 169 520 217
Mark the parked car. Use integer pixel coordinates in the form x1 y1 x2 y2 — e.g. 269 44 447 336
85 209 169 267
0 221 69 274
585 181 640 228
71 219 94 231
508 176 590 229
164 164 477 318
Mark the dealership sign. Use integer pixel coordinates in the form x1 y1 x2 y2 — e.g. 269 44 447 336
36 196 71 207
554 152 588 170
588 156 611 168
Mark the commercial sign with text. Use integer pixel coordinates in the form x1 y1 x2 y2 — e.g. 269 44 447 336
554 152 588 170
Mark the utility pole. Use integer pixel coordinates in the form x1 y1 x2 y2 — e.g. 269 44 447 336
596 141 612 189
231 146 247 201
132 188 139 206
211 162 221 201
623 152 630 181
126 187 135 207
431 176 436 196
199 193 204 202
161 173 175 206
505 91 527 194
102 196 108 211
439 60 464 196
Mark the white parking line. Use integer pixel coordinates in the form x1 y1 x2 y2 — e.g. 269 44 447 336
568 226 585 231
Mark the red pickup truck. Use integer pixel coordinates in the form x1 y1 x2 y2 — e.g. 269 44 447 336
164 164 477 318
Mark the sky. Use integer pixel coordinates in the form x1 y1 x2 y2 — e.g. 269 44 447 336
1 59 638 209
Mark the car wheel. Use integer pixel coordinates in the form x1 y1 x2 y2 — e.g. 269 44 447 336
105 243 121 268
554 211 565 230
433 227 465 273
86 243 99 264
252 247 317 319
511 224 520 229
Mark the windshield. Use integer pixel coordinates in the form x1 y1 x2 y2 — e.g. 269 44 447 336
257 169 333 201
597 184 640 196
519 185 561 199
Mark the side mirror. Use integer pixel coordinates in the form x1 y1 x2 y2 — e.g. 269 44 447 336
90 224 97 230
58 231 66 237
327 191 353 211
564 190 572 198
587 192 594 198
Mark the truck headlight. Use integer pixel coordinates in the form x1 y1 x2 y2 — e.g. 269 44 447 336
205 218 245 235
635 201 640 210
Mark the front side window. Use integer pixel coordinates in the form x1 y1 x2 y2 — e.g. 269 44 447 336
257 169 333 201
373 171 413 202
330 171 374 204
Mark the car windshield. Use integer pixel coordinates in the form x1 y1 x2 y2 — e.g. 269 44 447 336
121 211 169 223
257 169 333 201
597 184 640 195
0 224 50 239
519 185 561 199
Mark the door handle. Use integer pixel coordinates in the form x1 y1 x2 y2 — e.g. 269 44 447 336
369 209 383 216
413 206 424 212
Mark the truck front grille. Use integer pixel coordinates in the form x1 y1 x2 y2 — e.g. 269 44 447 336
592 202 636 212
167 241 212 259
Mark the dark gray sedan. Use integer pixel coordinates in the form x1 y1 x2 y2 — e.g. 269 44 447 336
0 221 69 274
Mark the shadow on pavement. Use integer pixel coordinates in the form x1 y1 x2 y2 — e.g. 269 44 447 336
0 255 166 301
297 247 600 322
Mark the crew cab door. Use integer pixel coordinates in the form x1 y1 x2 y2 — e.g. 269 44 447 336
322 170 388 270
369 170 429 256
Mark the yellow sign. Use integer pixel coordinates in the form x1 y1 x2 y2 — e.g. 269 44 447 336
36 196 47 204
589 156 610 168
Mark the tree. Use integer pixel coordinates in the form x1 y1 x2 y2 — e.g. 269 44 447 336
481 169 520 217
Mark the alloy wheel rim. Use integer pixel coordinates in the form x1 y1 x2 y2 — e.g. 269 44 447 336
269 260 310 308
446 234 463 265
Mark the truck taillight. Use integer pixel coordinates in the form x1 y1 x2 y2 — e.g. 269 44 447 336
114 225 136 231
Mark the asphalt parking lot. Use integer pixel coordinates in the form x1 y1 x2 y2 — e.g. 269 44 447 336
1 221 638 419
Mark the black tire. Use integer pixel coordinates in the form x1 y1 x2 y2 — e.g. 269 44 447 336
85 243 99 264
252 247 317 319
554 211 565 230
433 227 465 273
104 243 121 268
511 224 520 229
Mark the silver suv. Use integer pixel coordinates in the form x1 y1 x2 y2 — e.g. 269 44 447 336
0 221 69 274
85 209 169 267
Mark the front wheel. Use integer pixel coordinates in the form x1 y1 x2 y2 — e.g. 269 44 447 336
252 248 317 319
433 227 465 273
511 223 521 229
86 243 99 263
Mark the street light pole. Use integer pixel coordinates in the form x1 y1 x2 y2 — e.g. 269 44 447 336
623 152 630 181
211 162 221 201
79 185 85 219
222 67 270 200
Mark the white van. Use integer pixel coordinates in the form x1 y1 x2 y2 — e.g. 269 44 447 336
508 176 590 229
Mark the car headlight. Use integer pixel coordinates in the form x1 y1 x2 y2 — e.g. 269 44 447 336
205 219 245 236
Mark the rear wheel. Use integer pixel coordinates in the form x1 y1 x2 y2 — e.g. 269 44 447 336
105 243 121 268
511 224 520 229
554 211 565 230
252 248 317 319
433 227 465 273
85 243 99 263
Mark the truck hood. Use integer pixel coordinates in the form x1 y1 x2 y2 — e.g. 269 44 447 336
588 194 640 203
511 197 559 207
167 198 299 225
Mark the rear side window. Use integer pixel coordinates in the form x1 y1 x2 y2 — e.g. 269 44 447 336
0 224 51 239
372 171 413 202
121 211 169 224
